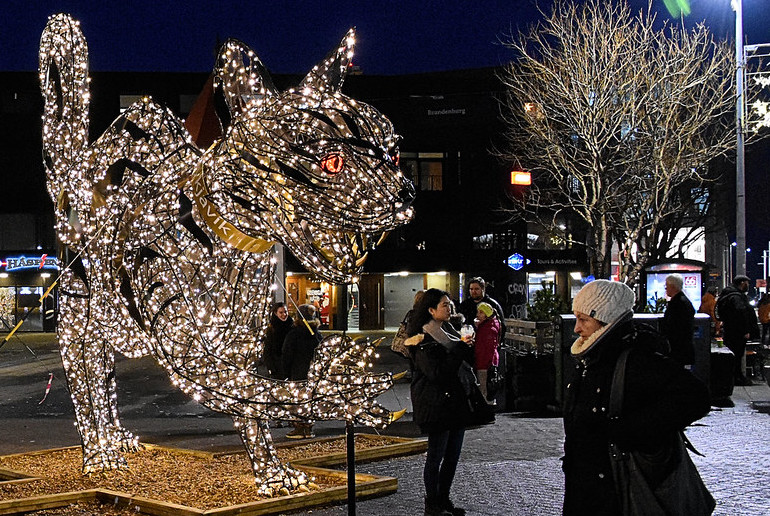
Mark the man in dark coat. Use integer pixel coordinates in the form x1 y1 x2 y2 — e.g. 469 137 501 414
661 273 695 368
457 277 506 342
716 275 759 385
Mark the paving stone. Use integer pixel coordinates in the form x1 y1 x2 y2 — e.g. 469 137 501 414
2 334 770 515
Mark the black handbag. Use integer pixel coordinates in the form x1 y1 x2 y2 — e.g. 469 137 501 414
467 381 495 426
608 348 715 516
458 361 495 426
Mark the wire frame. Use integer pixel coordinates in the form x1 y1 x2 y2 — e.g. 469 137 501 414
39 13 414 496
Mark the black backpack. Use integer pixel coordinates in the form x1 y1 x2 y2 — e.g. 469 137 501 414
714 292 739 322
621 321 671 356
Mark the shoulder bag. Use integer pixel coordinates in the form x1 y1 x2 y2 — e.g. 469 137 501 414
608 348 715 516
458 361 495 426
390 319 410 358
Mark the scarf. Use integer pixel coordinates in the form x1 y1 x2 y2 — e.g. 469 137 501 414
423 319 463 350
571 311 633 357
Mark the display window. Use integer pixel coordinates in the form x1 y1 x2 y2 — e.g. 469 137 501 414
0 252 58 332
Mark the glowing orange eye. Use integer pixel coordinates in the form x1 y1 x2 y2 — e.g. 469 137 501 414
321 153 344 174
391 151 400 166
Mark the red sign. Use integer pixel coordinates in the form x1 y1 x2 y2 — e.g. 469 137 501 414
510 171 531 185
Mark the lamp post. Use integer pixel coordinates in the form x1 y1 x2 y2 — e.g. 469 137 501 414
733 0 747 278
730 241 737 282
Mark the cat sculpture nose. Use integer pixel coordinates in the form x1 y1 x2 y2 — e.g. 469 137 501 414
397 181 416 207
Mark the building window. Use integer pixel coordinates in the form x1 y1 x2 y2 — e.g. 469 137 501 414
179 94 199 116
472 230 520 250
527 221 569 250
472 234 493 249
401 152 445 191
119 95 144 113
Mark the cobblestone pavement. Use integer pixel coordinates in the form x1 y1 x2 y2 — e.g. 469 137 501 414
1 333 769 515
303 384 770 516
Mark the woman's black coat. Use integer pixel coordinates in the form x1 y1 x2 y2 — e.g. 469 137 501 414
281 323 322 382
409 333 472 434
263 315 294 379
562 320 710 515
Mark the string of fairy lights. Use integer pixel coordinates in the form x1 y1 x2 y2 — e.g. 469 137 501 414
751 74 770 130
38 13 414 496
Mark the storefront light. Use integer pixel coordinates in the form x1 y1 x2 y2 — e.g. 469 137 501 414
41 273 51 278
398 271 409 276
570 272 583 280
0 273 8 278
428 271 447 276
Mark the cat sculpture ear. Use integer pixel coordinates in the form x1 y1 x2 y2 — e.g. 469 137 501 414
213 39 276 131
299 28 355 94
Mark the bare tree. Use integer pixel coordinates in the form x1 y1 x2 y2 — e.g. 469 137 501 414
499 0 735 284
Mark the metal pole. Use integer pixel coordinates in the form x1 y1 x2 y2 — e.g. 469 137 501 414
346 421 356 515
762 242 770 293
336 283 355 516
734 0 747 278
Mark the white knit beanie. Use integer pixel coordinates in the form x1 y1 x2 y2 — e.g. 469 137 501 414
572 279 635 324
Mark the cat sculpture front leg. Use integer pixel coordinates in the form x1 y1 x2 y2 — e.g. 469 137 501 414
233 416 317 496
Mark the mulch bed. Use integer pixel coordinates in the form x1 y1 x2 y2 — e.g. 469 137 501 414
0 434 399 511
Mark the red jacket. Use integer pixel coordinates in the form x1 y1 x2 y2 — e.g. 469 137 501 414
474 317 500 369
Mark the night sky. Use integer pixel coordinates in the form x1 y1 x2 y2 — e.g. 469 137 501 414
2 0 768 75
2 0 770 277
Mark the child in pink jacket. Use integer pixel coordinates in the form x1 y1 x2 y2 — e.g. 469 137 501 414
474 302 500 402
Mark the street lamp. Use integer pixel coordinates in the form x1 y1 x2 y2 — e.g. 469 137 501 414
729 241 737 282
732 0 747 278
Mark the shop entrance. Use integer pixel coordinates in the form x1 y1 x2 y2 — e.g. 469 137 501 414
384 274 425 328
357 274 385 330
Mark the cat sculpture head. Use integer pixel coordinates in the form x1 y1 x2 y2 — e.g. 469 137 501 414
192 30 415 284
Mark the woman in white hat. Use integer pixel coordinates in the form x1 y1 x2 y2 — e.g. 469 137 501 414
562 280 712 515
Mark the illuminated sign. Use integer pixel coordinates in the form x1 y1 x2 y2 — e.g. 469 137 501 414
506 253 526 271
510 171 531 185
1 254 59 272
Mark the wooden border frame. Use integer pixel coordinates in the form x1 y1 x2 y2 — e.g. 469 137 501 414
0 435 426 515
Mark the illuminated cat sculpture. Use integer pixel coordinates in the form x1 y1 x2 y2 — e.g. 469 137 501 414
39 14 414 495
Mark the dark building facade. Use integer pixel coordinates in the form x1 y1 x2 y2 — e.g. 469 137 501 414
1 67 593 331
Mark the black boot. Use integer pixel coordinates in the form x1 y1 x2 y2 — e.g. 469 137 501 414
425 497 452 516
441 498 466 516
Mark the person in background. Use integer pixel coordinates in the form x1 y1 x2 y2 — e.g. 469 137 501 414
698 286 719 337
408 291 426 324
392 291 425 359
404 288 473 516
661 273 696 369
716 275 759 386
448 300 466 332
563 280 710 515
473 302 499 403
263 302 293 380
758 293 770 347
282 304 323 439
458 277 506 342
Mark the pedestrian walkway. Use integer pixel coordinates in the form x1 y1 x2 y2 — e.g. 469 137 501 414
1 334 769 515
306 382 770 516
